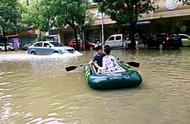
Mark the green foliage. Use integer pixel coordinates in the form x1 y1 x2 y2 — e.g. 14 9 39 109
100 0 155 24
100 0 155 49
38 0 92 32
0 0 21 32
20 0 40 29
35 0 93 49
179 0 190 5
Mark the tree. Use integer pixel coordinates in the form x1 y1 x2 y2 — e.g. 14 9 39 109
99 0 155 49
180 0 190 5
20 0 40 29
38 0 92 50
0 0 21 50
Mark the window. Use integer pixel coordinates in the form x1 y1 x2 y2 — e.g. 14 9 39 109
34 43 42 47
180 35 188 39
109 36 114 41
44 43 50 47
116 36 121 40
50 42 63 47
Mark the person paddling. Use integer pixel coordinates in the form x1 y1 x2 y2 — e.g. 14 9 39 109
98 45 124 73
92 45 105 70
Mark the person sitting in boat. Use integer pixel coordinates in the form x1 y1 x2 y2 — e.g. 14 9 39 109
98 45 125 73
92 45 105 70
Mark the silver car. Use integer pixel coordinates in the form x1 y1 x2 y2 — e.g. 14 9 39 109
28 41 75 55
0 43 14 51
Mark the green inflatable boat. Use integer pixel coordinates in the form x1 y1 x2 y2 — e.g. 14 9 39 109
84 62 142 90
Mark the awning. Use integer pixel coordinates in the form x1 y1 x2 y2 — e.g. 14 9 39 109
93 8 190 26
140 8 190 21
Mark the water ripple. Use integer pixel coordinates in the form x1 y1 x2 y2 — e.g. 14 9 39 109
0 49 190 124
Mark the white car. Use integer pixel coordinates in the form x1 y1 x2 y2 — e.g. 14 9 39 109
95 34 130 48
179 34 190 41
179 34 190 46
0 43 14 51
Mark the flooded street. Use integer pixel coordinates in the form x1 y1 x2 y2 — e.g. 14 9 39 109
0 48 190 124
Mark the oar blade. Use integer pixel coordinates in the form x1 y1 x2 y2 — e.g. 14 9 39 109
65 66 78 72
127 62 140 68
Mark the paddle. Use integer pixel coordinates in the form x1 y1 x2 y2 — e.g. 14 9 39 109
65 65 84 72
117 58 140 68
65 61 140 72
120 61 140 68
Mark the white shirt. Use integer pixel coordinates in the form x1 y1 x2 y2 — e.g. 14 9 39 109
98 55 125 73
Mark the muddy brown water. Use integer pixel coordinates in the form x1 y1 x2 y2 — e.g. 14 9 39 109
0 48 190 124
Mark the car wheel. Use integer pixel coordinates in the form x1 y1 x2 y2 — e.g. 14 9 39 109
31 51 36 55
8 48 11 51
0 48 2 51
53 51 59 54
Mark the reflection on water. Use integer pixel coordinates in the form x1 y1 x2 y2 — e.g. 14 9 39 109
0 49 190 124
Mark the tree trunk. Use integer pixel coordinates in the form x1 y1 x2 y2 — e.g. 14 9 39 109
129 21 136 49
2 27 7 51
73 26 79 50
82 30 85 50
128 3 138 50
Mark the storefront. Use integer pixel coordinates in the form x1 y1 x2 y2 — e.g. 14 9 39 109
2 29 39 49
87 0 190 40
59 0 190 43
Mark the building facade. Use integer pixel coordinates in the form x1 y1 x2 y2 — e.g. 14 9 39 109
86 0 190 42
31 0 188 44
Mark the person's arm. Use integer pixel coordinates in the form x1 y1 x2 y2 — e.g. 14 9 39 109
98 57 105 73
102 57 106 69
93 62 100 69
92 55 101 69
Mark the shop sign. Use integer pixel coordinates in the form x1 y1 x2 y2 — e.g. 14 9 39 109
165 0 179 10
96 11 104 20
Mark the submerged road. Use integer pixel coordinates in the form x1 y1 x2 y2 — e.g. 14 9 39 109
0 48 190 124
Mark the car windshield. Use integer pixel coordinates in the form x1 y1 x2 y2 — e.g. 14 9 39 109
50 42 64 47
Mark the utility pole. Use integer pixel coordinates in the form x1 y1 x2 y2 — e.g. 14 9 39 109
96 0 105 50
2 26 7 51
26 0 29 6
101 12 104 51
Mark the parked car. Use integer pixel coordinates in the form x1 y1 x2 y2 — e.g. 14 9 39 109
67 40 96 49
179 34 190 47
95 34 130 49
20 43 32 50
7 43 14 50
87 38 99 43
0 43 14 51
144 33 182 49
28 41 75 55
105 34 124 48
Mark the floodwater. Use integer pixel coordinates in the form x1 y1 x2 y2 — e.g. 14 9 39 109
0 48 190 124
